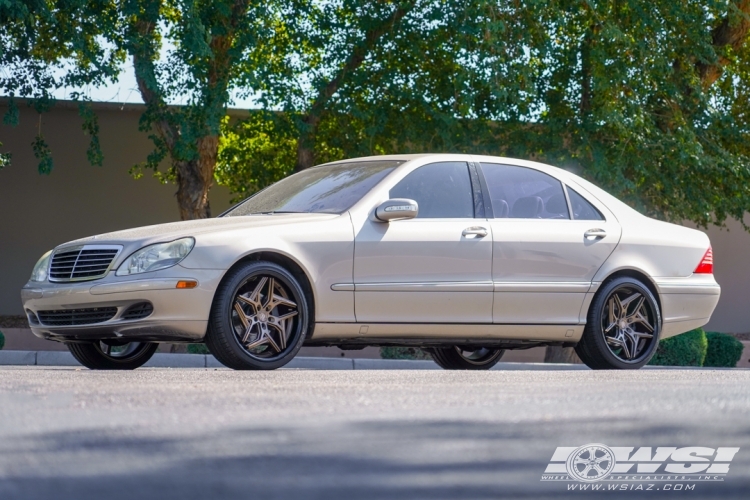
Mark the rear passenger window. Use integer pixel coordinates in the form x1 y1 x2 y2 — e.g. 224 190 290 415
480 163 569 219
567 187 604 221
389 162 474 218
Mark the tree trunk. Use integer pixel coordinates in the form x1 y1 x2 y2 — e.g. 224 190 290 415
175 135 218 220
544 346 581 364
294 116 318 172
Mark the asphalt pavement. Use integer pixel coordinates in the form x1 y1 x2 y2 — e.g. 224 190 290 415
1 366 749 499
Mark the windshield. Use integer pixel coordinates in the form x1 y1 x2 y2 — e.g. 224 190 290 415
224 160 402 216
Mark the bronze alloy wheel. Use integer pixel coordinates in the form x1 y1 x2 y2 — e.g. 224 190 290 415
206 261 310 370
230 274 300 359
431 346 505 370
575 276 662 370
67 341 158 370
600 285 657 363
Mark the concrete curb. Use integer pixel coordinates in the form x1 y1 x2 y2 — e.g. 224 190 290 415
0 350 747 370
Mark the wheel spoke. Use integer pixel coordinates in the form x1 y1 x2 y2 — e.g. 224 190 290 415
625 296 645 322
241 323 257 343
268 293 297 310
264 328 281 353
607 297 618 327
249 277 268 305
262 278 276 309
267 321 287 350
274 310 298 322
234 302 250 328
631 311 654 332
237 294 260 310
245 336 268 350
619 291 642 310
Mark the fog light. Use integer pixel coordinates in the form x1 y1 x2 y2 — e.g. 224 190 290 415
176 280 198 289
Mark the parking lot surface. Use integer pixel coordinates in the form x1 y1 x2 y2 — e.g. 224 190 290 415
1 366 749 499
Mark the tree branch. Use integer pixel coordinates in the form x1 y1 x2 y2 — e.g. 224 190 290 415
697 0 750 87
295 2 414 170
308 2 413 123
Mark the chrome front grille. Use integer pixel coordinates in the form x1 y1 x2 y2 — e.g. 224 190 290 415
37 307 118 326
49 245 122 282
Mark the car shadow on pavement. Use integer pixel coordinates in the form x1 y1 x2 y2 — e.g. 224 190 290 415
1 417 748 500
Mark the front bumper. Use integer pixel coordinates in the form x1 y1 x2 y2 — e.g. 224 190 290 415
21 266 224 342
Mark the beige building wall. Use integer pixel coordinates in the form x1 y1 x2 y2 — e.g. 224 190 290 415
1 100 748 334
0 100 233 316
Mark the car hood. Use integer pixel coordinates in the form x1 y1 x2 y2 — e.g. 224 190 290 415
60 213 340 249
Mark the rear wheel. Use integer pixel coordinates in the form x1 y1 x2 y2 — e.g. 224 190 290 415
205 261 310 370
575 276 661 370
431 347 505 370
67 341 158 370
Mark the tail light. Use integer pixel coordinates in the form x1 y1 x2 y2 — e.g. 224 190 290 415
694 247 713 274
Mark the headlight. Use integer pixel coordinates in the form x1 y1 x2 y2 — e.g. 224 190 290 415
116 237 195 276
30 250 53 282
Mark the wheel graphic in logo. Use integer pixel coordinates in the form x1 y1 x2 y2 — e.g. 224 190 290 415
566 444 616 482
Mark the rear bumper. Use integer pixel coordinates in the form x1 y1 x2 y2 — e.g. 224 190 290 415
655 275 721 339
20 267 224 342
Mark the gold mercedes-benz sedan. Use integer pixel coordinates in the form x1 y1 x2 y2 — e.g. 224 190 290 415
21 154 720 371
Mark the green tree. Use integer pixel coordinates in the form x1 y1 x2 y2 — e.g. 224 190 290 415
1 0 284 219
221 0 750 230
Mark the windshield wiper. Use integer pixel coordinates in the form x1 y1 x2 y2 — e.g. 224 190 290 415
250 211 306 215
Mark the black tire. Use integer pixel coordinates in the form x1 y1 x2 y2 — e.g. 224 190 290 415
67 341 158 370
575 276 661 370
205 261 310 370
431 347 505 370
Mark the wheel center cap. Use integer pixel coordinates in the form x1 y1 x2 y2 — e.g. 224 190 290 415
258 312 267 322
619 319 628 329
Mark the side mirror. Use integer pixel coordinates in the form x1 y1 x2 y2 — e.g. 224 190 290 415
375 198 419 222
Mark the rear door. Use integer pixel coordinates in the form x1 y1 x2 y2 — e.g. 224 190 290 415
479 162 621 324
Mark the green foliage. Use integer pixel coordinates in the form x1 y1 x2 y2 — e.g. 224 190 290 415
77 100 103 167
649 329 708 367
5 1 750 226
221 0 750 230
704 332 745 367
0 330 5 350
380 347 431 360
216 113 297 201
0 141 10 170
187 343 210 355
31 134 52 174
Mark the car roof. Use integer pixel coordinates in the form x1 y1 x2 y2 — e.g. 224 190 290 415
323 153 644 223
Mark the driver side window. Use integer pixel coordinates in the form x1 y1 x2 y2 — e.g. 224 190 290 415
480 163 570 219
389 162 474 218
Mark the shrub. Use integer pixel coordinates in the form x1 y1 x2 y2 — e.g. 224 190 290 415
187 344 210 355
380 347 431 360
704 332 745 368
649 328 707 367
0 330 4 350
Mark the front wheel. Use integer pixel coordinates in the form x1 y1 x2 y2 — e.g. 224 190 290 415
575 276 661 370
67 341 158 370
431 347 505 370
205 261 310 370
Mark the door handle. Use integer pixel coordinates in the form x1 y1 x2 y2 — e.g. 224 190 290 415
462 226 488 237
584 228 607 239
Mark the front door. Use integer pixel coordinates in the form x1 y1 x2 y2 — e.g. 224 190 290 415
479 162 621 324
353 161 493 323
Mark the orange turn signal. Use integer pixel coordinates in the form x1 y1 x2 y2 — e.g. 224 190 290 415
176 280 198 289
